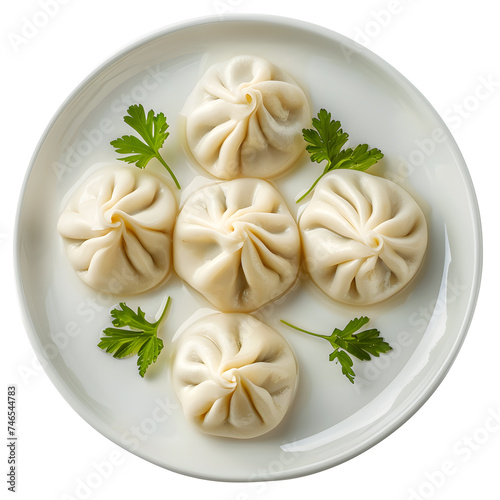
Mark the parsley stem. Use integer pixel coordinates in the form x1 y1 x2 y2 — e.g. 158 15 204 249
155 296 172 327
280 320 328 340
156 154 181 190
296 169 329 203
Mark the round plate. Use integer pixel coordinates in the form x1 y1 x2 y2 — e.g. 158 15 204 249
15 15 482 481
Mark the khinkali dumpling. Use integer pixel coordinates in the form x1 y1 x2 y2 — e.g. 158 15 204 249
173 178 300 312
299 170 427 305
172 313 298 439
183 55 311 179
57 165 176 295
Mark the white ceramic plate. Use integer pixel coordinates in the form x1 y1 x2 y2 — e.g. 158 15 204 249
15 15 482 481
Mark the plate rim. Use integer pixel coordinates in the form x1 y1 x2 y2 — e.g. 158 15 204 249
14 13 483 482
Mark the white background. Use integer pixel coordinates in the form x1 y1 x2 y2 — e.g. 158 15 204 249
2 0 499 499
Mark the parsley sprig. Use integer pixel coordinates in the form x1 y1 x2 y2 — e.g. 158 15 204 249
98 297 171 377
298 109 384 202
110 104 180 189
281 316 392 383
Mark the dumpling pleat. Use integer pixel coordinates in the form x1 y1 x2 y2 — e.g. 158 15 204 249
173 178 300 312
183 55 310 179
172 313 298 439
57 165 176 294
300 170 427 305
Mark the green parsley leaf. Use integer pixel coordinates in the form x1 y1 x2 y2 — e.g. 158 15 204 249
110 104 181 189
98 297 171 378
298 109 384 202
280 316 392 384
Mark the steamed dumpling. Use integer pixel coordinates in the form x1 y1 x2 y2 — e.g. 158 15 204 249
172 313 298 439
183 55 311 179
173 178 300 312
57 165 176 295
299 170 428 305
